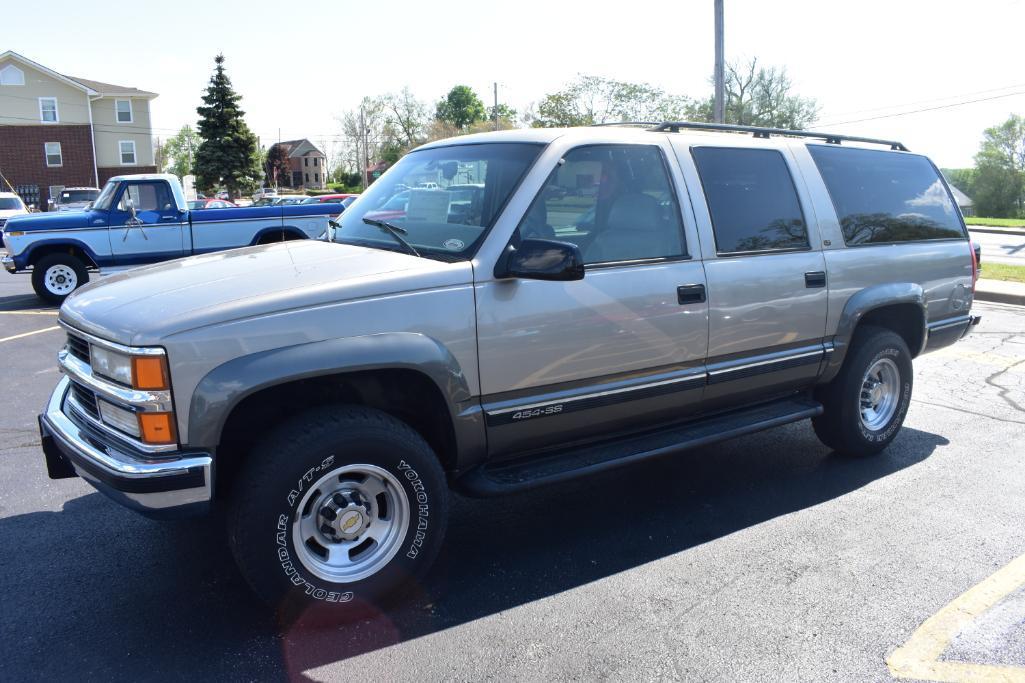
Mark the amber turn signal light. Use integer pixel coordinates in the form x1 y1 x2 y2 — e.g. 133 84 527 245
132 356 169 390
138 412 176 445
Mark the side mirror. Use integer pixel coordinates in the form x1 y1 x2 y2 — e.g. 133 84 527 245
495 238 584 281
124 196 137 219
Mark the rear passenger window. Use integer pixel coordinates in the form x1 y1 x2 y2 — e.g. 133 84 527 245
514 145 686 265
692 147 808 254
807 145 966 245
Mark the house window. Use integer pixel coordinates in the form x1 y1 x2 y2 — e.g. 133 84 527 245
304 158 309 167
44 142 63 167
305 172 310 183
314 173 319 183
119 140 137 165
115 99 133 123
313 157 319 167
0 64 25 85
39 97 59 123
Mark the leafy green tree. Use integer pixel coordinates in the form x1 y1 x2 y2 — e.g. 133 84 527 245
161 125 201 179
487 103 518 125
690 58 819 129
194 54 262 195
435 85 486 129
529 75 694 127
972 115 1025 217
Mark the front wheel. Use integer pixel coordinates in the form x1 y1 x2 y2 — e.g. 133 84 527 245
813 326 913 457
227 406 449 617
31 253 89 305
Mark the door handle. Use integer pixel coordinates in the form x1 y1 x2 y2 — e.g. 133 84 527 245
805 271 826 288
160 215 178 221
677 284 706 305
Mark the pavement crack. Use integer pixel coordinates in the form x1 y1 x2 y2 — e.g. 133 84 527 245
983 353 1025 415
911 398 1025 425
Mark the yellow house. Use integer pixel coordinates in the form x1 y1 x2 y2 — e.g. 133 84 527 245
0 50 158 209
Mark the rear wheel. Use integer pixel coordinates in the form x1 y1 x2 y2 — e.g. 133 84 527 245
31 253 89 305
227 405 448 618
813 326 913 457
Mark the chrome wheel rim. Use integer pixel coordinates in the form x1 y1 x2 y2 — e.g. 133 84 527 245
44 264 77 295
292 464 409 583
860 357 900 431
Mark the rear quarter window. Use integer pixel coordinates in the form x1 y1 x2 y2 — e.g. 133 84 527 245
807 145 966 245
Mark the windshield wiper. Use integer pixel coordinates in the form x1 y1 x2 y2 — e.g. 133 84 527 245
362 217 421 258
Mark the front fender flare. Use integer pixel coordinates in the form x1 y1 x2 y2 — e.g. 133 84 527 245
821 282 925 383
186 332 485 465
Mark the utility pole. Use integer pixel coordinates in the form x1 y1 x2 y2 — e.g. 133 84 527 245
713 0 725 123
360 105 369 191
493 82 499 131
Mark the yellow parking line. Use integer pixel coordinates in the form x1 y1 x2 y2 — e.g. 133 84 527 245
0 326 61 343
888 553 1025 681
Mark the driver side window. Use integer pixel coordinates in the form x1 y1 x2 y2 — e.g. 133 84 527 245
514 145 687 265
118 182 172 213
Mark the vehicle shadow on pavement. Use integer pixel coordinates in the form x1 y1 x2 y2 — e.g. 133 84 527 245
0 292 52 312
0 423 947 680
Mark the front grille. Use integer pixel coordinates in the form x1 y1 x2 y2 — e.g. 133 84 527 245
66 333 90 363
68 381 100 420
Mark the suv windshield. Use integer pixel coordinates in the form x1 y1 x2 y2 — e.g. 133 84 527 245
59 190 99 204
0 197 24 210
332 142 542 258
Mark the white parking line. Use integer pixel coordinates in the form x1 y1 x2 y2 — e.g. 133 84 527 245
0 326 61 343
0 310 59 316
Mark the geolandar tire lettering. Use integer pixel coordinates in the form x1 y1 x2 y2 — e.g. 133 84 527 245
227 405 449 616
813 325 913 458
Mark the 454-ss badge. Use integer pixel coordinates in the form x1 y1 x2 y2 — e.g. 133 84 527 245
511 404 564 420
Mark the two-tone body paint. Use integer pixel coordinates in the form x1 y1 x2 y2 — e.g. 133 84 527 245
3 174 339 271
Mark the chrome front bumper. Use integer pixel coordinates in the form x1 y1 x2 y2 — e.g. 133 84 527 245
40 377 212 517
2 254 14 273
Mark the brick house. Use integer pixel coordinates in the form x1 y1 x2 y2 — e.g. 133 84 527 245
0 51 158 209
267 139 327 190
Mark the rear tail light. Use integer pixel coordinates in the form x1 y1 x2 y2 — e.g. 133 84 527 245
969 240 979 293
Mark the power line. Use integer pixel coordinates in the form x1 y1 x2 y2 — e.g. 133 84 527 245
816 90 1025 128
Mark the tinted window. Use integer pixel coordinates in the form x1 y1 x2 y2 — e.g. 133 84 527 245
808 146 966 245
692 147 808 254
514 145 685 265
0 197 24 210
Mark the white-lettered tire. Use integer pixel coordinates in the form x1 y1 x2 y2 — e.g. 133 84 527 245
813 326 913 457
31 253 89 305
227 405 448 617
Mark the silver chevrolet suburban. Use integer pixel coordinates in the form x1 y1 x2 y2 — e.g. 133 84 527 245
39 122 981 613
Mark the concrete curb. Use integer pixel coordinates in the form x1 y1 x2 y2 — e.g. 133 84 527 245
966 226 1025 236
975 279 1025 306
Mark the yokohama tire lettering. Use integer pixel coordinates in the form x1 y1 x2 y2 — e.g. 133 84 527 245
399 459 429 558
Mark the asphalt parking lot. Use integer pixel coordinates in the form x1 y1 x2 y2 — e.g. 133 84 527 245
1 272 1023 682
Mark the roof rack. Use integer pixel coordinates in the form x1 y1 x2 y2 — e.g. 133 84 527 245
648 121 908 151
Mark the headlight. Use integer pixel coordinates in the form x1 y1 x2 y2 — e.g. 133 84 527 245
90 346 169 390
90 346 133 386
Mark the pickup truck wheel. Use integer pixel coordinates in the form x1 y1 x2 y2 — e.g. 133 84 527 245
227 405 448 618
813 326 913 457
31 253 89 305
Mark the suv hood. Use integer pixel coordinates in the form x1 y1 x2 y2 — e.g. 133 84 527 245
59 240 473 345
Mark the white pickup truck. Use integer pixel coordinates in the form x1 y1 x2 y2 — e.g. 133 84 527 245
2 174 344 303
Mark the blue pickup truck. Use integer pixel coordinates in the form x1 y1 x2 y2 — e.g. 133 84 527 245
1 174 343 303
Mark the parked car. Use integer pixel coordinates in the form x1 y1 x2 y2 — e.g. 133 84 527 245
188 198 238 210
215 190 231 201
37 124 980 615
301 193 359 209
0 191 29 247
273 196 311 206
50 187 101 213
252 187 278 201
251 197 277 207
2 173 342 303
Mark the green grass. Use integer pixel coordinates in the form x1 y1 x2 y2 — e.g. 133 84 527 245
980 262 1025 283
965 217 1025 228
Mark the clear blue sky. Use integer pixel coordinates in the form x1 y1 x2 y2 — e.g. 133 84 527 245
5 0 1024 167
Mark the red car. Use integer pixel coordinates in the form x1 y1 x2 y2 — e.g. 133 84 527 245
301 194 359 209
187 198 238 210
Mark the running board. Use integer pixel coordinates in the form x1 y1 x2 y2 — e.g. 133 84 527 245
457 396 823 496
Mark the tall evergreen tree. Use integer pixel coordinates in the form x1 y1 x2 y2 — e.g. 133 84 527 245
194 54 262 195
